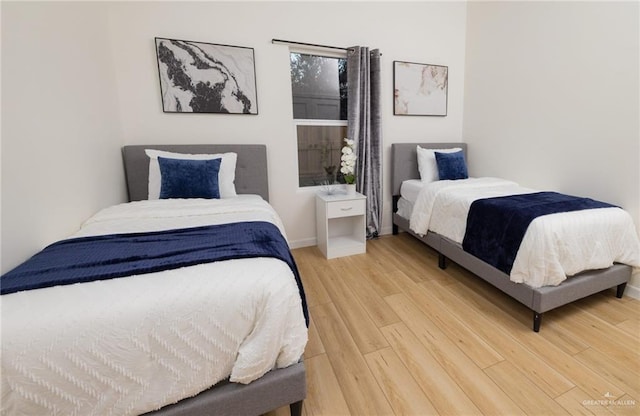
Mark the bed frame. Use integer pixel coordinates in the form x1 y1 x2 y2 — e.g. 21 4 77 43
122 144 305 416
391 142 631 332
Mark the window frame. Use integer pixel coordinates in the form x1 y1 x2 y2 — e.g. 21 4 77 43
290 47 348 190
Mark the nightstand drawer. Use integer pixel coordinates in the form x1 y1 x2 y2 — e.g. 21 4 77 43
327 199 365 218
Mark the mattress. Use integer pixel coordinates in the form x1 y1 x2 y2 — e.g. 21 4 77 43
406 177 640 287
1 196 308 416
397 179 429 219
399 179 424 203
396 197 414 220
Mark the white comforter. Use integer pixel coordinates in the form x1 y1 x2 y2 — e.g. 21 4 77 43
409 178 640 287
1 196 308 416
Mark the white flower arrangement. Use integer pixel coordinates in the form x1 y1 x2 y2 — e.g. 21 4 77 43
340 138 356 184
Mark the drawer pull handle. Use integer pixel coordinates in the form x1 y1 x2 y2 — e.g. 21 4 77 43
341 207 353 211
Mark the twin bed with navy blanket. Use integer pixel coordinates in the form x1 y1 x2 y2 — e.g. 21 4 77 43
1 145 308 416
392 142 640 332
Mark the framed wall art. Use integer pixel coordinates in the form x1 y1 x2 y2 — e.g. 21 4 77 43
155 37 258 114
393 61 448 116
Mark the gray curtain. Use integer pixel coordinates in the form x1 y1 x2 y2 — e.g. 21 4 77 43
347 46 382 238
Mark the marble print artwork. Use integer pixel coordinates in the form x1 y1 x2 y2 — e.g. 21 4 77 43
155 38 258 114
394 61 447 116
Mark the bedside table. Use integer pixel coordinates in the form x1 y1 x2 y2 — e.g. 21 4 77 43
315 191 367 259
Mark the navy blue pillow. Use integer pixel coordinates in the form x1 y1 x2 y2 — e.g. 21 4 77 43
158 157 221 199
435 150 468 180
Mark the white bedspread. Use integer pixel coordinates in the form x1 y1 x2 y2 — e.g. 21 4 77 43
409 178 640 287
1 196 308 416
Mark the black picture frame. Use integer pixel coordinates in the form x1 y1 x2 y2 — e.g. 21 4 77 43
155 37 258 114
393 60 448 116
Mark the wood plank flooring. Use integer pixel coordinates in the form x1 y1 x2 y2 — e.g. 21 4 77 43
267 233 640 416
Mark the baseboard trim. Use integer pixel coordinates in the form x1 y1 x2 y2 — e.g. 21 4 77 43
624 283 640 300
379 225 394 236
289 237 316 250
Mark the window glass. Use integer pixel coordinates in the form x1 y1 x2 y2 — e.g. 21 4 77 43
297 124 348 187
291 52 348 187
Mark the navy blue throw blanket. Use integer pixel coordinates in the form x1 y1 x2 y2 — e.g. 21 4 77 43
1 221 309 326
462 192 616 275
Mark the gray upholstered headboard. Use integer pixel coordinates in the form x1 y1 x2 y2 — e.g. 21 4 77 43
391 142 467 196
122 144 269 202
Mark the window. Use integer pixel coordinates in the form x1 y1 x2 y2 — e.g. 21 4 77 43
290 52 347 187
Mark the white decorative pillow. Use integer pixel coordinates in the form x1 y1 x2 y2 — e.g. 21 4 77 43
145 149 237 199
416 146 462 182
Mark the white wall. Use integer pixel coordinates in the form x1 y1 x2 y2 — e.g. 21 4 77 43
105 1 468 246
1 2 125 273
1 1 467 272
463 1 640 292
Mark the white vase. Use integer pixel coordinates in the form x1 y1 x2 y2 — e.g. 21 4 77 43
345 184 356 196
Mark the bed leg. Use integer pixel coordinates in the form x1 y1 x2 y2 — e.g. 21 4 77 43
289 400 303 416
533 312 542 332
438 253 447 270
616 282 627 298
392 196 399 235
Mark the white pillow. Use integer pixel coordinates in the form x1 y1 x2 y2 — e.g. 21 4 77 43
145 149 237 199
416 145 462 182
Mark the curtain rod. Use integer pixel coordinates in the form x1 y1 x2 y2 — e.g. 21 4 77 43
271 38 381 55
272 38 348 51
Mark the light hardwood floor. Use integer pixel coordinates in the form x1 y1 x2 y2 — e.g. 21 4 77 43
269 233 639 416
